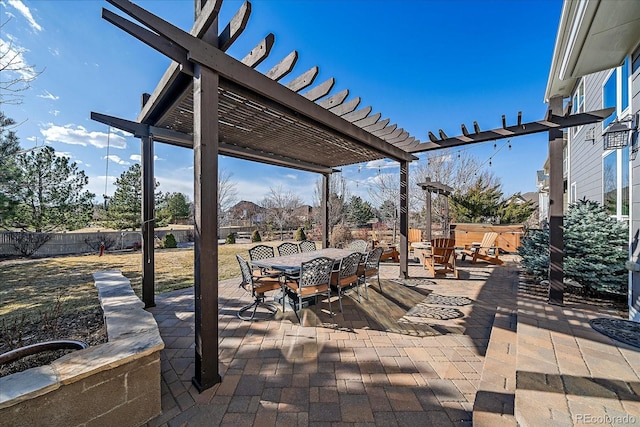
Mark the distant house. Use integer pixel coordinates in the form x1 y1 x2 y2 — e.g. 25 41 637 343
545 0 640 321
293 204 313 223
226 201 265 225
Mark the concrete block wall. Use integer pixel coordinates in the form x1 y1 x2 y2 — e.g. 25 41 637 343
0 270 164 427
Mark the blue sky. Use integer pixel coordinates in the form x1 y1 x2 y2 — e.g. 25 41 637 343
2 0 562 206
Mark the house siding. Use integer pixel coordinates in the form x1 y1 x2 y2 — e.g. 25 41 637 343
630 52 640 322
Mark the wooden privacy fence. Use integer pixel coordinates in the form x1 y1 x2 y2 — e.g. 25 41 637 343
449 223 524 253
0 229 194 258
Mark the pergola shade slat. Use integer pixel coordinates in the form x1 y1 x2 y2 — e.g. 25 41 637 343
266 50 298 81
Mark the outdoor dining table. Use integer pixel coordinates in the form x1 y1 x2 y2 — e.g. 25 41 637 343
251 247 359 276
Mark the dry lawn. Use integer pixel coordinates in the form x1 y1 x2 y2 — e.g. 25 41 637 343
0 242 286 325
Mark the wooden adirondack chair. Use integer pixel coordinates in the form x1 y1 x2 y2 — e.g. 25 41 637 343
422 238 458 278
460 232 503 265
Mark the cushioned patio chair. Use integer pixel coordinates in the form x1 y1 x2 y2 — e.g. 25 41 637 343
248 244 277 275
358 247 384 295
277 242 300 256
236 254 281 320
282 256 335 324
330 251 363 312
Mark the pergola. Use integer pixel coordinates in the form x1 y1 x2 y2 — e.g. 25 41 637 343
94 0 614 392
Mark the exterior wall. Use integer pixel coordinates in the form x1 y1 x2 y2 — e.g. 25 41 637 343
630 49 640 322
568 70 610 203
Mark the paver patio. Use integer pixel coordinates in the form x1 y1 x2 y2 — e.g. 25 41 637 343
144 256 639 426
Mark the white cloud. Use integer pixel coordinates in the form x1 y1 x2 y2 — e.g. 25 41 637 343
49 47 59 57
365 159 398 170
129 154 159 163
40 124 127 149
49 110 60 116
284 174 297 180
8 0 42 32
105 155 130 166
0 37 38 81
38 90 59 100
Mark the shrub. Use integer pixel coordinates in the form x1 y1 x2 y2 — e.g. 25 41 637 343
225 232 236 245
518 199 628 295
84 232 117 252
294 227 306 241
163 233 178 249
251 229 261 242
330 223 352 248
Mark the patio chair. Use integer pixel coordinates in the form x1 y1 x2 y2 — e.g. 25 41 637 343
460 232 503 265
346 239 368 253
422 238 458 278
236 254 281 320
299 240 317 252
371 231 399 263
282 256 335 324
277 242 300 256
358 246 384 295
330 252 363 312
248 244 276 275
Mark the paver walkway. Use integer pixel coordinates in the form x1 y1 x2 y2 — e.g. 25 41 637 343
143 256 640 426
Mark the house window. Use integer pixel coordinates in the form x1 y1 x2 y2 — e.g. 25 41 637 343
571 79 585 138
602 56 631 129
570 182 577 204
603 148 630 218
603 69 617 128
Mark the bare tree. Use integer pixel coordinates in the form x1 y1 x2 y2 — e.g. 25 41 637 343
262 185 303 240
0 19 43 105
314 173 350 228
411 149 500 230
218 168 238 225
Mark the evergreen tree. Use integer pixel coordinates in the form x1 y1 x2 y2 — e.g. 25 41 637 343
157 192 191 224
347 196 374 227
450 177 502 223
499 193 536 224
10 146 94 232
106 164 161 230
0 113 21 225
518 199 628 295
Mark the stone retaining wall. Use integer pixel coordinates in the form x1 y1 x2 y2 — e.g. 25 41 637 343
0 271 164 427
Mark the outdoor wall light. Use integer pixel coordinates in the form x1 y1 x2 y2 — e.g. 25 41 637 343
603 113 638 151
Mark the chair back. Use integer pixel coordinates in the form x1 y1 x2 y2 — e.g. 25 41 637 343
236 254 254 286
346 239 368 253
249 244 275 261
298 257 334 290
431 238 456 262
409 228 422 243
299 240 317 252
277 242 300 256
337 252 362 280
364 247 384 270
480 232 498 248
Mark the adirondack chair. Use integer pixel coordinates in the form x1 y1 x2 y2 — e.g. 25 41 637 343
460 232 504 265
422 238 458 278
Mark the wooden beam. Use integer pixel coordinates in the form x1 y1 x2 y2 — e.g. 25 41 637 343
373 123 397 137
285 66 318 92
438 129 448 140
241 33 274 68
317 88 348 108
342 106 372 122
302 78 335 102
141 134 155 309
266 50 298 81
362 117 389 132
322 174 330 249
387 131 409 144
353 112 380 127
548 96 564 306
383 128 404 140
218 0 251 52
408 108 616 153
399 161 409 279
330 97 360 115
192 63 221 391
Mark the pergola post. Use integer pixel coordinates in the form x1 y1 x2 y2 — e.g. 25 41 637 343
400 161 409 278
425 188 432 242
141 134 155 308
192 63 222 391
548 95 564 305
322 173 330 248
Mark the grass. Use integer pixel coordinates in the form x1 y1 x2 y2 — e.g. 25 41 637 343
0 241 286 325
